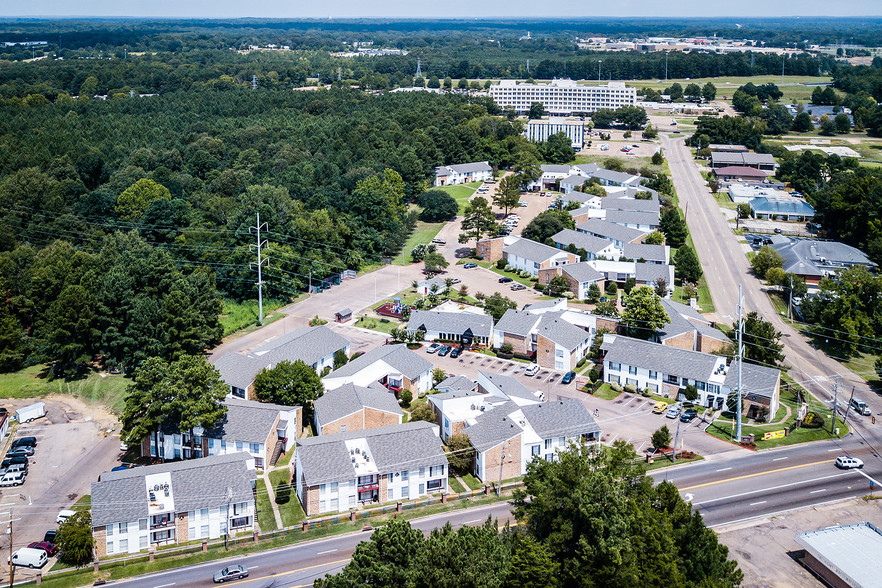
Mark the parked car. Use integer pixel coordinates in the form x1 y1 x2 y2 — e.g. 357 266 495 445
7 446 34 457
525 363 540 376
2 463 28 477
43 530 56 544
56 510 76 525
0 472 25 486
561 371 576 384
680 408 698 422
498 277 513 283
437 345 452 357
511 283 526 291
774 228 783 234
651 401 669 414
519 200 528 207
431 238 446 245
11 437 36 448
27 542 58 557
850 398 871 416
2 456 28 467
665 405 682 419
426 343 442 354
835 456 864 470
214 564 249 583
9 547 47 569
450 347 461 359
463 263 477 269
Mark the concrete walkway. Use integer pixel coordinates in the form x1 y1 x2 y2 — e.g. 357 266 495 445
262 471 284 530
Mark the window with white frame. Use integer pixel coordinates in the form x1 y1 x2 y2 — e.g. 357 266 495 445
648 370 658 379
609 362 621 371
201 524 209 538
139 535 148 549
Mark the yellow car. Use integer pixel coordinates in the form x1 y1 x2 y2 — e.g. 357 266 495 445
651 401 669 414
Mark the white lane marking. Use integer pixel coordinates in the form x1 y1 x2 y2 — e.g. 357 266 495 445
827 448 840 452
710 496 858 529
749 501 767 506
772 457 789 461
809 489 826 494
693 472 855 506
317 549 338 555
249 566 259 569
464 519 483 524
683 493 694 502
716 467 732 472
154 583 176 588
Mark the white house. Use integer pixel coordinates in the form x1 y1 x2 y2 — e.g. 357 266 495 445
322 344 433 395
92 453 257 557
434 162 493 186
503 238 580 276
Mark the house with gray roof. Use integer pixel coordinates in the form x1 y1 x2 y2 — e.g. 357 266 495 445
468 398 600 483
591 168 643 187
406 310 493 346
551 229 619 260
623 243 669 264
535 316 592 371
603 335 780 415
528 164 578 191
294 421 448 515
771 238 875 285
434 161 492 186
143 396 301 470
600 190 660 214
477 371 545 405
212 325 350 400
657 299 729 353
539 261 606 300
416 276 449 296
322 344 433 394
587 259 674 295
605 209 659 232
503 238 580 276
577 219 645 248
724 360 781 421
710 151 776 171
92 452 257 557
435 375 477 395
314 382 403 436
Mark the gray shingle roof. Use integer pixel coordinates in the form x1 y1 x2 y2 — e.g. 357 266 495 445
552 229 615 254
635 263 673 285
772 239 876 277
91 453 255 527
724 360 781 400
577 219 644 244
560 174 589 188
494 309 541 337
435 375 477 394
314 383 403 429
435 161 492 176
604 336 720 383
464 401 523 452
418 276 448 292
592 168 640 185
504 238 568 263
406 310 493 339
203 397 296 444
479 371 538 402
540 164 573 174
521 399 600 438
296 422 447 486
657 299 728 344
600 195 660 214
573 163 599 175
606 210 659 227
563 262 604 283
212 326 350 390
623 243 668 263
536 316 590 351
324 345 432 381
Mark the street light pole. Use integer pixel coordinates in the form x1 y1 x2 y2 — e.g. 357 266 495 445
598 60 602 82
736 285 743 442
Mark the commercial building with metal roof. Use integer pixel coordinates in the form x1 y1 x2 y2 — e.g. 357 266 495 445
795 522 882 588
749 196 815 221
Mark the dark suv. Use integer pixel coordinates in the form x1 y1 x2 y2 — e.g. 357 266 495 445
12 437 36 448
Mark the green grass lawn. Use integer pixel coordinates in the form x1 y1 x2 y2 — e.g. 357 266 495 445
0 364 131 413
354 316 402 335
488 265 536 288
220 298 287 337
71 494 91 512
627 75 833 103
461 473 483 490
671 276 716 314
254 478 277 532
643 453 704 471
275 448 294 467
268 468 305 526
394 220 446 266
711 190 737 210
436 181 482 214
590 383 622 401
448 477 467 493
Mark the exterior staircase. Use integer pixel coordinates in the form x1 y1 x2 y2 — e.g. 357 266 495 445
269 439 286 467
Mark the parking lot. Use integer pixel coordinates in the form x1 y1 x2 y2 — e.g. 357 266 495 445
0 397 121 580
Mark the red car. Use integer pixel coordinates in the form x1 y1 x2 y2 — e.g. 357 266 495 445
27 542 57 557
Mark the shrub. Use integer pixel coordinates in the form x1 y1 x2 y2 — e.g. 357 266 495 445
641 388 652 397
588 368 600 382
576 357 587 368
610 382 623 392
624 384 638 394
605 281 618 295
496 259 507 269
504 264 514 272
309 315 328 326
275 480 291 504
500 343 514 354
399 388 413 407
519 270 531 278
802 411 825 429
563 291 575 299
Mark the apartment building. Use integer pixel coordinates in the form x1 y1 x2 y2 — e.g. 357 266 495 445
524 118 585 149
313 382 403 436
322 344 434 395
489 79 637 115
434 162 493 186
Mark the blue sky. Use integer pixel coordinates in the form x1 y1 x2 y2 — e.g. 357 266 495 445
1 0 879 18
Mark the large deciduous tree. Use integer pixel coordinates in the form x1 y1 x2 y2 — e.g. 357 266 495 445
254 359 324 410
56 511 95 567
115 178 172 220
730 311 785 367
621 286 671 339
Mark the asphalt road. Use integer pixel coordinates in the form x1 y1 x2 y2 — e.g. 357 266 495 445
661 135 875 418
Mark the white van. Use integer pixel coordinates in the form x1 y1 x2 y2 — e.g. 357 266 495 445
9 547 48 568
57 509 76 525
0 472 24 486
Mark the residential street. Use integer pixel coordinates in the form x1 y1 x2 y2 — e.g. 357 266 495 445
661 135 876 414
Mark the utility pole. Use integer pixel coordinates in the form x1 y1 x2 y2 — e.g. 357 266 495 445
249 213 269 324
736 284 744 441
782 53 785 86
497 440 508 496
788 275 793 320
224 487 233 550
830 375 841 435
673 415 682 463
2 505 20 588
843 386 855 423
415 57 422 79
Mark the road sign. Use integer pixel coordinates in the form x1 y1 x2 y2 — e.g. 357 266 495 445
763 430 786 441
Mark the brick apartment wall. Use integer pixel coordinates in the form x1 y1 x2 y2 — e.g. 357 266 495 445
662 383 680 399
175 511 188 545
571 212 591 225
363 407 401 429
661 331 696 351
140 437 151 458
379 475 388 504
403 376 417 394
535 333 556 369
697 335 729 354
303 473 320 516
595 317 619 333
537 267 562 286
451 420 466 437
629 234 646 244
502 333 530 355
476 238 505 262
245 382 255 400
478 435 522 482
321 411 364 436
93 526 107 558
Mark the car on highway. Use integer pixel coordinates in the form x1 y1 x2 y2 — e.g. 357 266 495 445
561 371 576 384
214 564 249 583
498 277 513 283
680 408 698 422
426 343 442 354
525 363 540 376
511 283 526 291
850 398 871 416
651 401 668 414
437 345 452 357
665 405 681 419
463 263 477 269
450 347 461 358
27 542 58 557
835 456 864 470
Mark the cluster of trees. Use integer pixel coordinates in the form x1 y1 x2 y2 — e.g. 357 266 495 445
642 82 716 103
316 442 742 587
591 105 649 130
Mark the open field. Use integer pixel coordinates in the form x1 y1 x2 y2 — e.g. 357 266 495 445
436 181 482 213
394 220 446 266
220 298 287 336
0 364 130 413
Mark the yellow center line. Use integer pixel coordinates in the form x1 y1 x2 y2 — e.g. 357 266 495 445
679 459 834 491
224 558 351 586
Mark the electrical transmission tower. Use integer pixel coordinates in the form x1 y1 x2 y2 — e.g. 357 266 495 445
251 75 258 90
415 57 422 78
249 213 269 324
